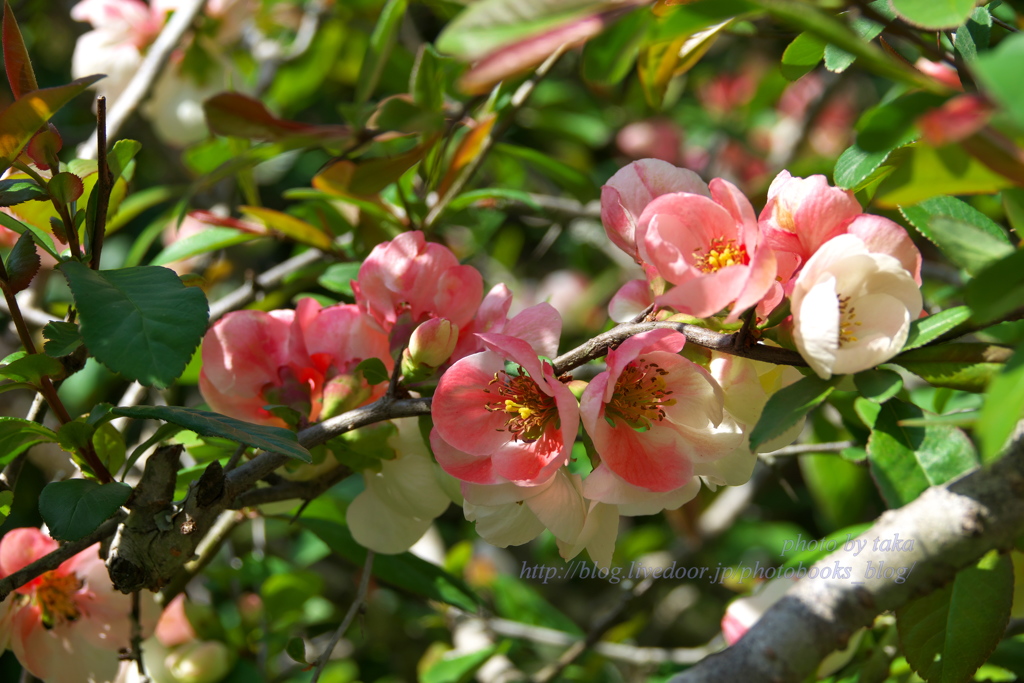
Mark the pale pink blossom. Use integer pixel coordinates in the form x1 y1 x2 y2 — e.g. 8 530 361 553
347 418 456 554
637 178 778 321
354 231 483 333
430 305 578 487
579 329 744 493
791 234 923 379
0 527 156 683
915 57 963 91
601 159 710 264
199 298 391 427
153 595 195 648
607 279 653 323
616 119 683 165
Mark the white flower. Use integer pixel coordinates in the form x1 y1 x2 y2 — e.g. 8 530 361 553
791 234 922 379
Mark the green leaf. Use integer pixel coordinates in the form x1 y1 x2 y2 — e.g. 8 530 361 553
581 8 650 86
874 142 1013 208
356 0 407 104
110 404 312 463
894 343 1011 392
493 143 596 201
780 31 826 80
239 206 334 251
47 172 83 204
355 357 390 386
124 422 182 475
1003 188 1024 238
902 306 972 351
285 637 308 665
854 368 903 404
59 262 209 389
2 228 39 293
973 32 1024 131
953 7 991 62
421 647 499 683
0 352 62 384
0 207 57 259
823 11 885 74
447 188 540 212
900 195 1012 275
749 374 841 451
965 248 1024 326
890 0 975 29
317 262 361 297
43 321 84 358
411 45 452 113
38 479 132 541
298 515 481 611
897 551 1012 683
152 227 258 266
0 75 103 168
867 398 978 507
0 177 45 205
0 417 57 465
108 139 142 183
976 347 1024 463
0 489 12 525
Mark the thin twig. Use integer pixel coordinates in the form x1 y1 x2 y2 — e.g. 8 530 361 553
208 249 324 321
90 97 112 270
224 443 247 473
310 551 375 683
130 591 150 682
160 510 246 604
763 440 855 456
77 0 209 158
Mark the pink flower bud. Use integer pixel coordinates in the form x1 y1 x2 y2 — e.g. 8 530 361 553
408 318 459 369
166 641 234 683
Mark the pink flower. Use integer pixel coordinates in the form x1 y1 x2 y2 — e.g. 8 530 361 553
919 94 993 147
430 304 578 487
759 171 863 267
353 231 483 333
578 329 744 493
636 178 778 321
601 159 710 264
0 527 155 683
199 298 391 427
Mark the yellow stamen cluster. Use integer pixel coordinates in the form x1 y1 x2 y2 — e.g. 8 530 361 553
35 570 83 628
605 360 676 431
693 237 749 273
838 294 862 345
485 367 559 442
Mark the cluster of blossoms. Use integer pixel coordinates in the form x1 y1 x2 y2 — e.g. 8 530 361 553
197 160 923 567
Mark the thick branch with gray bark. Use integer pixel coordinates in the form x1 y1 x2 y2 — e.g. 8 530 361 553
669 437 1024 683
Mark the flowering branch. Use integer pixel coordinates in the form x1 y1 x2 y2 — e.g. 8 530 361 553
667 436 1024 683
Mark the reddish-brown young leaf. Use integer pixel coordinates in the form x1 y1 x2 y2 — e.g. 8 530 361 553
48 172 84 205
203 92 351 145
2 1 38 99
2 229 40 293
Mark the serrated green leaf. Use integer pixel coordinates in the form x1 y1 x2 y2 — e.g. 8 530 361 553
902 306 972 351
823 11 884 73
916 216 1013 275
890 0 975 29
110 404 311 463
2 228 39 293
60 262 209 389
953 7 991 62
964 248 1024 326
874 142 1013 208
47 172 83 205
0 417 57 465
151 227 258 266
867 398 978 507
43 321 83 358
0 205 58 259
108 139 142 183
0 352 63 384
895 342 1011 392
897 551 1012 683
39 479 132 541
976 347 1024 464
297 515 481 611
0 177 45 206
750 374 841 451
900 194 1011 244
356 357 390 385
317 262 361 297
780 31 826 80
854 368 903 404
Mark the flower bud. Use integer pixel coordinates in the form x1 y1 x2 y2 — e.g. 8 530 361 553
166 641 234 683
408 319 459 369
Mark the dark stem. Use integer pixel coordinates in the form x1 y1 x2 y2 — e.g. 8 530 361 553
90 97 112 271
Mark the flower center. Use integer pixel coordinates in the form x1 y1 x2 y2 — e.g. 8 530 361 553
484 367 559 442
605 360 677 431
693 237 749 273
838 295 862 346
35 570 83 628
